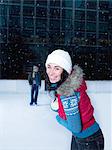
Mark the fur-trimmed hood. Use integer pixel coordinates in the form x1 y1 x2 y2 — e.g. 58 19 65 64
57 65 85 96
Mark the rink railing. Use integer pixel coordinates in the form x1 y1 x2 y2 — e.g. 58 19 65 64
0 80 111 93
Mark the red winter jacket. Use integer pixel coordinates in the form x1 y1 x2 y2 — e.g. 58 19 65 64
57 66 95 131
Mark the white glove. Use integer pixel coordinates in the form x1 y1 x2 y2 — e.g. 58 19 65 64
50 98 59 112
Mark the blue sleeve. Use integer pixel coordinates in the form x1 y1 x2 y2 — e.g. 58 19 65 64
56 114 81 133
56 115 68 129
66 113 81 133
57 92 82 133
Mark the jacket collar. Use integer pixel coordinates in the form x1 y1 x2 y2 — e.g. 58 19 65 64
57 65 84 96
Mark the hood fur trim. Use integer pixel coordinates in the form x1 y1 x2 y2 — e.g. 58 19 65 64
57 65 84 96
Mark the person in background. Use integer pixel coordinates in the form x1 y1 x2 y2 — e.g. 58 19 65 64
45 49 104 150
28 65 41 105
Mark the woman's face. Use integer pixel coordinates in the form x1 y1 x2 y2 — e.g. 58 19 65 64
46 63 63 83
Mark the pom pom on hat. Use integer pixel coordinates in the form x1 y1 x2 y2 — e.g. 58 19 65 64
45 49 72 74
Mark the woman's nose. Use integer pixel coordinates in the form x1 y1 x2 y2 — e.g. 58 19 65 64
49 69 54 76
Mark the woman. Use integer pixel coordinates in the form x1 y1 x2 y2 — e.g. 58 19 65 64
45 49 104 150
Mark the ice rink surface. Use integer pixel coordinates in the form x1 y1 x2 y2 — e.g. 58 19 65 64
0 80 111 150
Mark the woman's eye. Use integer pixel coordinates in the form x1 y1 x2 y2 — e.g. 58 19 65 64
55 68 60 71
47 66 51 69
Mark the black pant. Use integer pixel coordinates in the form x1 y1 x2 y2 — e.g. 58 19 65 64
31 84 39 103
71 129 104 150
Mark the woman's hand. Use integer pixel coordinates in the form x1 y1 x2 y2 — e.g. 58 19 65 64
50 98 59 112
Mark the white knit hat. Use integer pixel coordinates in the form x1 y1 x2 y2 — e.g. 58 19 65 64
45 49 72 74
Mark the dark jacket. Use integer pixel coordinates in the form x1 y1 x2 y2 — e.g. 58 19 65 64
28 72 41 86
